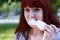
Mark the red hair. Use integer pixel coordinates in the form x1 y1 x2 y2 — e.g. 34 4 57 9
15 0 60 40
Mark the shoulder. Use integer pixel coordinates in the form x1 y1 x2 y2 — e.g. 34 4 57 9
54 28 60 40
14 32 25 40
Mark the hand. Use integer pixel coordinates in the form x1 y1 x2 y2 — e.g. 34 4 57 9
43 24 58 40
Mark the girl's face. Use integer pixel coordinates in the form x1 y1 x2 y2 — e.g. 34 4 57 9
24 7 43 22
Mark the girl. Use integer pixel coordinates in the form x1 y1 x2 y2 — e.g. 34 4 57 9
14 0 60 40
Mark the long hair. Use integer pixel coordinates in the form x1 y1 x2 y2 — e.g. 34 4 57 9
15 0 60 40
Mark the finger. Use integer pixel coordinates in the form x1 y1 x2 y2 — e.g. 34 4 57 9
46 25 55 35
45 26 56 39
50 24 57 39
50 24 58 32
45 25 56 39
45 26 52 38
46 25 54 32
43 31 52 40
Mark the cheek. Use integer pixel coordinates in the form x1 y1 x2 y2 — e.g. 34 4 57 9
37 11 43 16
24 12 30 21
36 11 43 20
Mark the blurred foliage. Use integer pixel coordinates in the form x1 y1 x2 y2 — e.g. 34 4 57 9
1 3 9 18
10 2 18 12
50 0 60 12
50 0 56 4
0 2 21 18
0 0 21 6
10 2 21 15
10 2 21 12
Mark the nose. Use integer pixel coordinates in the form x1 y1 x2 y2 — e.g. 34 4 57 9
31 13 35 18
29 12 37 20
29 11 35 18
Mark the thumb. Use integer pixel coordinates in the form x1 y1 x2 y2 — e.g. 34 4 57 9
43 31 47 40
43 31 49 40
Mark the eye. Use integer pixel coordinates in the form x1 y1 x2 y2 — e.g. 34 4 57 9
33 8 40 12
25 8 30 12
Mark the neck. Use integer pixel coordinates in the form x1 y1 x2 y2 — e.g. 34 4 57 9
29 27 44 37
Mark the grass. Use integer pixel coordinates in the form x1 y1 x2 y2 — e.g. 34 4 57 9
0 23 18 40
